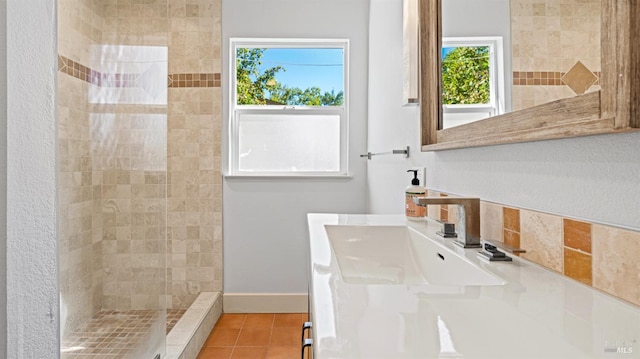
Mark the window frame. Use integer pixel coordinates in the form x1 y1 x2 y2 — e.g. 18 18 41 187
441 37 505 128
228 38 350 177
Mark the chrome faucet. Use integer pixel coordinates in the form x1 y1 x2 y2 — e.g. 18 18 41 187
413 197 482 248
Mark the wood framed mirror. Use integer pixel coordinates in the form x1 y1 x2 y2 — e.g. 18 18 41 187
420 0 640 151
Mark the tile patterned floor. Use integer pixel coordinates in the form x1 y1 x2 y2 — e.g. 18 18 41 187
61 309 186 358
198 313 309 359
166 309 187 334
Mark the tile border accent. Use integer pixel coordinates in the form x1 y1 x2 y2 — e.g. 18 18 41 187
58 54 221 88
168 73 221 88
512 71 601 86
59 55 139 88
427 188 640 307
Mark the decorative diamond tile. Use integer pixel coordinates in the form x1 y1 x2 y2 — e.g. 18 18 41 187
58 55 67 71
561 61 598 95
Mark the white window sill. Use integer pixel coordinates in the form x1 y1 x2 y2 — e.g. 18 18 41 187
223 173 353 180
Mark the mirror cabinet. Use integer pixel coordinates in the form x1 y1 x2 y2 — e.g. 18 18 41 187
419 0 640 151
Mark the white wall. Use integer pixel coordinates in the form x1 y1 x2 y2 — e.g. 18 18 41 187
5 1 59 357
0 0 7 354
367 0 424 214
368 0 640 231
222 0 370 297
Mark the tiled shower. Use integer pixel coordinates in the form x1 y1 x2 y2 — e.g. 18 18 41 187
57 0 222 357
510 0 601 110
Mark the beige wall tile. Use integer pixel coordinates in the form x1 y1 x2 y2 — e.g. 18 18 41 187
511 0 600 108
520 210 564 272
60 0 222 315
592 225 640 306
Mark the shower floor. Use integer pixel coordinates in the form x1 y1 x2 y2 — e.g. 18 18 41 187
61 309 186 358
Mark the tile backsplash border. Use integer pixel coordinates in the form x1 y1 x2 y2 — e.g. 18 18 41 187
427 189 640 308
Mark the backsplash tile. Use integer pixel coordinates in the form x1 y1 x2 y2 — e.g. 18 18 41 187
592 225 640 306
439 193 449 222
563 218 591 253
431 189 640 307
520 210 563 273
503 207 521 249
564 248 592 286
503 207 520 232
480 202 503 242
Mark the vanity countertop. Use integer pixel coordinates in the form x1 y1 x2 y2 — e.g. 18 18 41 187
307 213 640 359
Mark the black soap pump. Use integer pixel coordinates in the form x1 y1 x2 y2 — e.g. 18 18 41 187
406 170 426 221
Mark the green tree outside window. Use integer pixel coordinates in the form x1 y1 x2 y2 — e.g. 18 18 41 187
236 48 344 106
442 46 490 105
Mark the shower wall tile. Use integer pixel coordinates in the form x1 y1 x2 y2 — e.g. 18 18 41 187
94 111 168 311
511 0 600 73
58 68 103 333
168 86 222 308
58 0 103 65
58 0 105 335
165 0 222 309
430 190 640 307
60 0 222 317
167 0 222 74
511 0 601 109
512 85 578 111
102 0 169 46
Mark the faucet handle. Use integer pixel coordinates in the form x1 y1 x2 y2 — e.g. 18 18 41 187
436 222 457 238
483 243 506 257
482 239 526 254
478 242 512 262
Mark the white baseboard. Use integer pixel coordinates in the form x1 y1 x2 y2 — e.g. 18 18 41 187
223 293 308 313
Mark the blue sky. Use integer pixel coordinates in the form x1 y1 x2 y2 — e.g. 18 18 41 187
256 48 344 94
442 47 454 58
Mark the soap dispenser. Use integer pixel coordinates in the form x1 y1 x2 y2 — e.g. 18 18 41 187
405 169 426 221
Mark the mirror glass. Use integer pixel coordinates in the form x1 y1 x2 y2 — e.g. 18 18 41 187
440 0 601 129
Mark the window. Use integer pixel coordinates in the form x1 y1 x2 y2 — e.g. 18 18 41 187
229 38 349 176
441 37 504 129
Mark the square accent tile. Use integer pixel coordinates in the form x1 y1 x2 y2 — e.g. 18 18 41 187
503 207 520 232
561 61 598 95
563 218 592 253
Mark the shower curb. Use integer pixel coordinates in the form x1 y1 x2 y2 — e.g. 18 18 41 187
165 292 222 359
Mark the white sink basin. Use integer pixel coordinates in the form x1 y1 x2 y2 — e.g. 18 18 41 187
324 225 505 286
